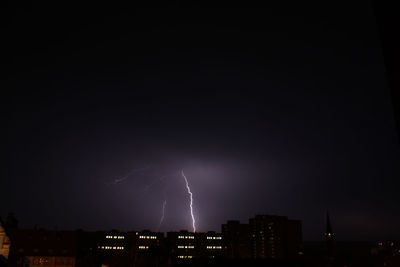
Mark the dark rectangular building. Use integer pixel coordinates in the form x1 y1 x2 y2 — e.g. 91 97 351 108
221 220 251 259
249 215 302 259
166 230 224 260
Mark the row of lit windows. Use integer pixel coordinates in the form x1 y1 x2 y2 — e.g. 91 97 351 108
207 236 222 240
178 236 194 239
177 255 193 258
99 246 124 250
29 257 73 265
105 235 125 239
138 246 149 249
206 246 222 249
177 245 194 249
139 235 157 239
31 257 49 265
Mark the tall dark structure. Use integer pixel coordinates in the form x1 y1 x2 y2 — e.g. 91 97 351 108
325 212 335 261
166 230 224 261
249 215 302 259
222 215 302 260
221 220 251 259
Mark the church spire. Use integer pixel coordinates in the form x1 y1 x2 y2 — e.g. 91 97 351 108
325 210 335 262
326 211 333 238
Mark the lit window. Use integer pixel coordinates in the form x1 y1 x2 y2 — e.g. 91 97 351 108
178 245 194 249
177 255 193 259
138 246 149 249
139 235 157 239
206 246 222 249
178 235 194 239
206 236 221 240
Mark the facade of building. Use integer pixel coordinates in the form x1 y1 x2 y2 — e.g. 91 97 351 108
222 215 302 260
128 230 165 267
249 214 302 259
96 231 128 253
3 213 302 265
167 231 197 260
75 230 130 267
167 230 224 260
0 220 10 259
201 231 224 259
8 229 76 267
130 230 164 253
222 220 251 259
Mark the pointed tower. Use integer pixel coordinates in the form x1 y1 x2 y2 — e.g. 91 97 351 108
325 211 335 261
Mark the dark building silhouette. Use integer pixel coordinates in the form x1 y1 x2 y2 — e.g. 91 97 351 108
221 220 251 259
75 230 130 267
249 215 302 260
198 231 224 259
325 211 335 262
222 215 302 260
166 230 224 261
131 230 164 253
2 213 303 266
95 231 128 254
7 228 76 267
129 230 165 266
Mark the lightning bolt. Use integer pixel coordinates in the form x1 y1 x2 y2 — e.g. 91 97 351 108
182 170 196 232
157 200 167 231
106 165 150 185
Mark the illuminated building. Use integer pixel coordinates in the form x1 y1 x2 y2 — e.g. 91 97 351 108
202 231 224 258
131 230 164 253
7 229 76 267
0 219 10 259
222 220 251 259
73 230 131 267
167 230 224 260
167 231 197 260
129 230 165 267
249 214 302 259
96 231 127 253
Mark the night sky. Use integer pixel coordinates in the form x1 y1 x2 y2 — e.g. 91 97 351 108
4 2 400 241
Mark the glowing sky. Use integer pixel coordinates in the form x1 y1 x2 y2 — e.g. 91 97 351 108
4 3 400 241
